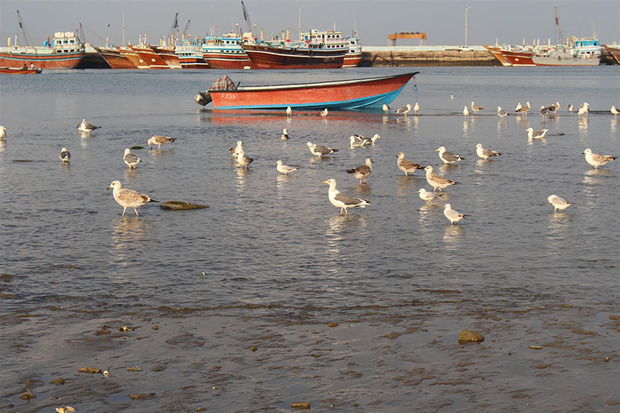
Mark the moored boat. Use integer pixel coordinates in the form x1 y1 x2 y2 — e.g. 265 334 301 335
483 45 513 66
153 45 182 69
117 45 150 69
343 36 362 68
202 33 255 69
241 43 346 69
603 44 620 65
0 66 42 74
95 46 136 69
487 37 601 67
129 41 170 69
0 31 85 70
175 38 209 69
195 72 418 110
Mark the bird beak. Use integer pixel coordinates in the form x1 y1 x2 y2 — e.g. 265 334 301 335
106 185 111 190
434 148 440 152
322 181 328 184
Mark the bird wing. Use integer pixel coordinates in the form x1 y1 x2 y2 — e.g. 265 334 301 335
401 159 422 170
124 153 141 164
334 192 367 206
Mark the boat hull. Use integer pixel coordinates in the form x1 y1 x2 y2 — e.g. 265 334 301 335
483 45 512 66
203 53 255 69
342 52 362 68
494 48 601 66
129 45 170 69
0 67 42 74
208 72 417 110
96 47 136 69
603 45 620 65
242 44 345 69
0 50 84 69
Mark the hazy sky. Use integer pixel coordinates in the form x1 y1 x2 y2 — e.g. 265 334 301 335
1 1 618 47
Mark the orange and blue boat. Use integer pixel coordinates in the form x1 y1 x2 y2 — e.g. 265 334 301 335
195 72 418 110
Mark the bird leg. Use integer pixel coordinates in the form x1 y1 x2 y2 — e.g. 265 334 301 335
134 208 140 216
122 207 127 216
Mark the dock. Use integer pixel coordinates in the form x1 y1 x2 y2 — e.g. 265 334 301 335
360 45 498 67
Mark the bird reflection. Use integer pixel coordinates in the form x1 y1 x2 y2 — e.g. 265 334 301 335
443 224 464 245
382 115 389 124
0 141 5 153
578 116 589 132
235 167 250 192
583 168 611 186
111 217 151 262
308 155 334 165
276 173 295 193
548 211 572 234
397 175 419 195
124 168 140 181
611 117 617 134
462 118 469 133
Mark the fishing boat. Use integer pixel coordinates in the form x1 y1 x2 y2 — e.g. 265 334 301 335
195 72 418 110
0 31 85 69
94 45 136 69
242 43 345 69
175 38 209 69
202 33 255 69
153 45 182 69
485 37 601 67
343 36 362 68
603 44 620 65
0 66 42 74
117 45 150 69
298 29 361 68
129 38 170 69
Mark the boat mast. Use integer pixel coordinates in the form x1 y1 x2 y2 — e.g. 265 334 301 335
554 6 563 45
122 6 126 46
298 8 302 41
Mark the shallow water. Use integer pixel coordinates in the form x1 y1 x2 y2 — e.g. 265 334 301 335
1 66 619 411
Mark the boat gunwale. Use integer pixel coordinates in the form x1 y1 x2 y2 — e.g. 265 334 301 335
208 72 419 93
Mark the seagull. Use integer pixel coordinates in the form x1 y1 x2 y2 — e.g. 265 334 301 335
436 146 465 165
611 105 619 115
106 180 155 216
147 135 175 150
276 160 299 175
320 108 329 117
552 101 560 112
516 101 531 116
462 106 470 116
577 102 589 116
349 135 370 148
525 127 549 140
450 94 455 100
382 104 390 114
443 203 467 224
280 128 289 141
547 194 573 213
475 143 501 160
123 148 142 169
323 178 370 216
417 188 444 202
59 147 71 163
395 103 412 116
497 106 508 118
540 105 550 117
76 119 100 133
230 140 243 158
471 101 483 114
396 152 424 176
583 148 617 169
413 102 420 114
353 133 381 146
235 148 253 168
307 142 338 157
425 165 457 192
0 126 6 140
515 102 523 112
346 157 373 184
286 106 292 117
567 104 574 112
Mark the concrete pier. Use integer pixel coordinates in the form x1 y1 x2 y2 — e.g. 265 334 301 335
360 45 499 67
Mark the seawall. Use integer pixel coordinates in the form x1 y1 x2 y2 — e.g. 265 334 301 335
360 45 499 67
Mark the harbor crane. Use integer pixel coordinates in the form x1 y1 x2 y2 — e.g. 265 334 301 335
240 1 253 36
388 32 427 46
16 10 33 46
181 19 191 39
554 6 564 45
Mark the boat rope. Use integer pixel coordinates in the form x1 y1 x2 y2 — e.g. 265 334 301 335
412 76 419 102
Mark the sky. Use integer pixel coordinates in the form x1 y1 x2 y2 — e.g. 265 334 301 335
1 0 618 48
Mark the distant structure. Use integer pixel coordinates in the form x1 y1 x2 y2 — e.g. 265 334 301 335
388 32 427 46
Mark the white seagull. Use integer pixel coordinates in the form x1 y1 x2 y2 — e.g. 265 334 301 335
123 148 142 169
395 103 412 116
417 188 444 202
436 146 465 165
0 126 6 140
497 106 508 118
396 152 424 176
276 160 299 175
59 147 71 163
235 148 253 168
516 101 531 116
230 140 243 158
382 104 390 114
611 105 619 115
286 106 293 117
413 102 420 114
76 119 100 133
463 106 470 116
107 180 155 216
349 135 370 148
307 142 338 157
147 135 175 150
567 104 574 112
525 127 549 140
346 157 373 184
577 102 589 116
320 108 329 117
583 148 617 169
471 101 483 114
280 128 289 141
443 203 467 224
547 194 573 213
475 143 501 160
425 166 457 192
323 178 370 216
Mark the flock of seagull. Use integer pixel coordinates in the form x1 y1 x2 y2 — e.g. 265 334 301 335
1 100 617 222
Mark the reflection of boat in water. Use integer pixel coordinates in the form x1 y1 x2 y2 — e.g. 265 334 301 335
205 109 387 125
195 72 418 110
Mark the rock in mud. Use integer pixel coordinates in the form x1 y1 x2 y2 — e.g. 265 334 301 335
160 201 208 210
458 329 485 343
78 366 102 374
